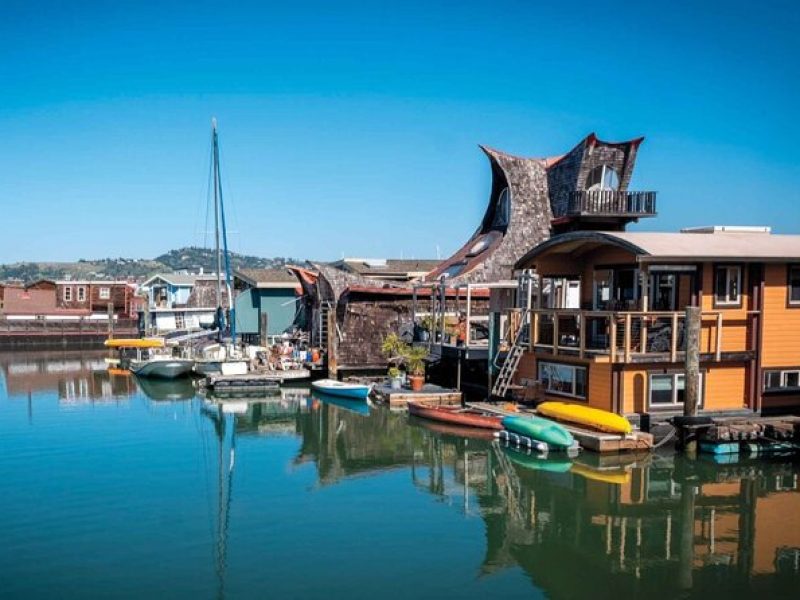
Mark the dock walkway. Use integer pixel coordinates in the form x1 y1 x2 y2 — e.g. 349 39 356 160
372 384 461 409
467 401 654 453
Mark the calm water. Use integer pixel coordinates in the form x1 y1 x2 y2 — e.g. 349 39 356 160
1 351 799 600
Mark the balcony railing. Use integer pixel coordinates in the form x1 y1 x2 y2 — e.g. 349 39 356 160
552 190 657 219
513 308 755 364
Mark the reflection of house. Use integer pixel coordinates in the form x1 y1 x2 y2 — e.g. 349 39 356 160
511 226 800 416
138 273 223 334
232 268 304 343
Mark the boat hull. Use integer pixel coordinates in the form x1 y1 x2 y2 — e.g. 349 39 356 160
502 415 575 449
194 360 249 377
130 359 195 379
311 379 370 400
407 402 502 430
537 401 632 435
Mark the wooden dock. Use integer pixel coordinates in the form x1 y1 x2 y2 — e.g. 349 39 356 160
467 402 654 453
204 373 282 393
372 383 462 409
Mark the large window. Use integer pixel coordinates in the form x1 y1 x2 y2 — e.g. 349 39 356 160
789 265 800 307
649 372 703 408
764 369 800 391
585 165 619 191
99 287 111 300
714 265 741 307
492 188 510 229
77 286 86 302
538 361 587 399
63 286 72 302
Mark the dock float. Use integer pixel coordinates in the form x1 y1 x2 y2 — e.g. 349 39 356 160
372 383 461 409
204 373 282 393
468 402 653 453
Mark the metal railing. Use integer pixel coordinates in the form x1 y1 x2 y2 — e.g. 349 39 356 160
552 190 657 218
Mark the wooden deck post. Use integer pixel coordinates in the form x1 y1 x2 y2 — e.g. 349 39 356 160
579 313 586 359
259 313 269 346
684 306 701 418
715 312 723 361
670 312 678 363
465 285 472 347
624 313 632 363
552 311 559 356
609 316 617 363
532 311 539 349
107 302 114 339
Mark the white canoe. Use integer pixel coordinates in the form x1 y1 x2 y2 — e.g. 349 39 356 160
311 379 371 400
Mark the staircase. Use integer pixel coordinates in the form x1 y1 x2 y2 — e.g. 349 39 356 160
318 301 332 350
490 270 534 399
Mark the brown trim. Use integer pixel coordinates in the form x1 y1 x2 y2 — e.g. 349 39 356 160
762 366 800 392
712 263 744 309
787 264 800 308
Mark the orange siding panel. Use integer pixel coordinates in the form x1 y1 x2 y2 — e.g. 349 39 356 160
761 263 800 368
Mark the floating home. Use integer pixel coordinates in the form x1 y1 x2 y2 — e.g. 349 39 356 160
508 226 800 418
138 272 223 334
232 268 305 343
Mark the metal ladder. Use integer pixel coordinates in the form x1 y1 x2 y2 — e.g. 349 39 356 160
490 270 535 399
318 301 332 350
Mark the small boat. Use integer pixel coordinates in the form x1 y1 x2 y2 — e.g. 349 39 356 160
537 401 632 435
194 359 250 377
311 379 371 400
407 401 503 431
502 415 574 449
130 356 195 379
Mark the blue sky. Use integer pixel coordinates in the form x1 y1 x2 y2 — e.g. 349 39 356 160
1 0 798 263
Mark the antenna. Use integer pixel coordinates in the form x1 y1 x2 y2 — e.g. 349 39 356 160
211 116 217 131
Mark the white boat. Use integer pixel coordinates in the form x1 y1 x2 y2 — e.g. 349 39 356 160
311 379 371 400
130 355 195 379
194 357 249 377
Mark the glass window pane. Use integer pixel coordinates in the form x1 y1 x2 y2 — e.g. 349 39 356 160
789 267 800 303
650 375 674 405
784 372 800 388
715 268 727 302
765 371 781 389
728 268 739 302
575 368 587 398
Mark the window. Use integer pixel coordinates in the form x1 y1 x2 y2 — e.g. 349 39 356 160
492 188 510 229
77 286 86 302
538 361 587 399
99 287 111 300
63 286 72 302
175 313 185 329
789 265 800 306
764 369 800 391
714 265 741 306
585 165 619 191
649 372 703 408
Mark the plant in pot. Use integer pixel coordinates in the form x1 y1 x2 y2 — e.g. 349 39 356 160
403 345 428 392
381 333 407 389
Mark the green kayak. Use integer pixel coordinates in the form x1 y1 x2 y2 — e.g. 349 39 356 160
502 415 575 449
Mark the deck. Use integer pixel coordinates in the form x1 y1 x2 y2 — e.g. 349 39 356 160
467 402 654 453
372 383 462 409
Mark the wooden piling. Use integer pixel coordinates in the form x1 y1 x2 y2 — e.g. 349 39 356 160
684 306 701 418
259 313 269 346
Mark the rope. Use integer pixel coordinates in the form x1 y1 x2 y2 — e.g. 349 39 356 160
652 424 678 449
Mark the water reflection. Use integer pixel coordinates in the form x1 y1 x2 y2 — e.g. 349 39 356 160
0 350 136 406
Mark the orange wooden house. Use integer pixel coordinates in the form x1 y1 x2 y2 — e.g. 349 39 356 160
509 226 800 418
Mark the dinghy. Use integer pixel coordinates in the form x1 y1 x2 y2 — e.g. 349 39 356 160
311 379 371 400
537 401 632 435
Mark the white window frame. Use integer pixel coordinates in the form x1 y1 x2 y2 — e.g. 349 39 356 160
788 265 800 307
99 287 111 300
77 286 86 302
714 265 741 307
63 286 72 302
538 361 587 400
648 372 704 409
764 369 800 391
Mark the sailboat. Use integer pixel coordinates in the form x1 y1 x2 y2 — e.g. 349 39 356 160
194 118 249 377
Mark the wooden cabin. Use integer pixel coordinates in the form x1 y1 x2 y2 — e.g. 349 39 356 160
232 268 304 343
508 226 800 418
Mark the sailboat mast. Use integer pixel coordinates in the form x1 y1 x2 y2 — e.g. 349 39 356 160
212 118 223 313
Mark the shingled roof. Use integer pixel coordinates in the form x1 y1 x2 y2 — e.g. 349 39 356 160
234 268 298 288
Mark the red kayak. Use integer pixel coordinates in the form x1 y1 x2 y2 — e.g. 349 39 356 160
407 401 503 431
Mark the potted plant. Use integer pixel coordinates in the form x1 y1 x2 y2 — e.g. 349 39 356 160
382 333 406 389
403 345 428 392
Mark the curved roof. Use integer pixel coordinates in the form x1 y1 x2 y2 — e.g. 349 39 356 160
516 230 800 268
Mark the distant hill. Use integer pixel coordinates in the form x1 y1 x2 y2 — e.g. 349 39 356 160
0 247 304 283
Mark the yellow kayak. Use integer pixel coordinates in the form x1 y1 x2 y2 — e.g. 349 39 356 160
537 401 632 435
104 338 165 349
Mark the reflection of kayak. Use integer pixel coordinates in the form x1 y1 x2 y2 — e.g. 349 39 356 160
537 402 632 435
313 391 370 415
409 416 497 440
311 379 370 400
407 401 502 431
570 462 631 485
502 415 574 449
503 447 573 473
